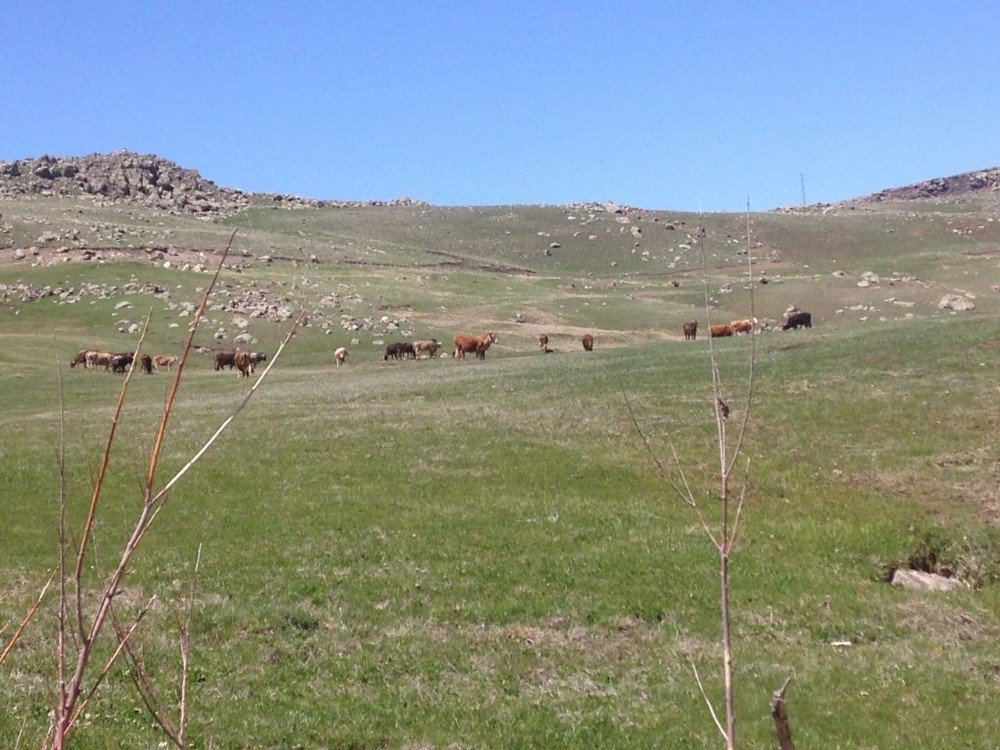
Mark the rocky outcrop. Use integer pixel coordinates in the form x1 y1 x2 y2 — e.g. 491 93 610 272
0 151 256 214
0 151 427 215
862 167 1000 202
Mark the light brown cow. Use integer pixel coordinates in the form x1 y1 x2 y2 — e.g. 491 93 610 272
153 355 179 371
334 346 348 366
730 318 755 335
413 339 441 359
234 349 267 377
710 324 734 338
581 333 594 351
453 332 497 360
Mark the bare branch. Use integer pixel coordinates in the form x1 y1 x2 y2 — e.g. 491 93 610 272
147 309 305 513
66 595 157 735
178 544 203 748
770 677 796 750
690 659 727 741
74 310 151 641
0 570 55 667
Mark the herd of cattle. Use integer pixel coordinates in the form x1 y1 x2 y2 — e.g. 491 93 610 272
69 311 812 375
69 348 265 377
684 310 812 340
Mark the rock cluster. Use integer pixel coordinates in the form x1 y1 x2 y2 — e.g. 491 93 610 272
0 151 427 215
0 151 253 215
864 167 1000 202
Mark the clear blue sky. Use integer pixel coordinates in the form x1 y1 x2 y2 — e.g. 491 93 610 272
2 1 997 211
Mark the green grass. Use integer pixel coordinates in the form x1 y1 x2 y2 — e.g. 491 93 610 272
1 194 998 748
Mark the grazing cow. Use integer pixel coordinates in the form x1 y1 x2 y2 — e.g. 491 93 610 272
110 352 135 374
710 324 734 338
153 355 178 371
452 332 497 360
782 311 812 330
86 351 114 370
581 334 594 351
384 342 416 361
730 318 755 335
538 334 549 351
140 354 153 375
413 339 441 359
215 349 237 371
682 321 698 340
70 350 91 368
334 346 348 366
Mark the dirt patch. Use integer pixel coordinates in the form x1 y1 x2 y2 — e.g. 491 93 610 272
978 339 1000 350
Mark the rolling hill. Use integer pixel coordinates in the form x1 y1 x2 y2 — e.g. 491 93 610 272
1 154 997 748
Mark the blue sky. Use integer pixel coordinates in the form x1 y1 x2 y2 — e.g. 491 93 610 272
2 1 997 211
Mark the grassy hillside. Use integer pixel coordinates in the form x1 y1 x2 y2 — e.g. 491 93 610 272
1 187 998 748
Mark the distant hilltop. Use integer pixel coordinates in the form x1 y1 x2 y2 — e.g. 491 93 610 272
861 166 1000 202
0 151 425 215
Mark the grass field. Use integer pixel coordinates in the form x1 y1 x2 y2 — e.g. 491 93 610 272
1 193 998 748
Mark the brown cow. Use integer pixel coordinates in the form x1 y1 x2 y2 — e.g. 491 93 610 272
682 321 698 340
69 350 91 368
234 349 253 377
215 349 237 371
538 334 549 350
413 339 441 359
710 324 734 338
581 334 594 351
153 355 178 371
140 354 153 374
730 318 755 335
453 332 497 360
87 351 114 370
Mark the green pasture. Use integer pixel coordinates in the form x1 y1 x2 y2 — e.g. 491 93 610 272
1 306 997 747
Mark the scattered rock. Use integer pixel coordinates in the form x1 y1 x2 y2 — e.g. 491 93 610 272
938 294 975 311
890 569 965 592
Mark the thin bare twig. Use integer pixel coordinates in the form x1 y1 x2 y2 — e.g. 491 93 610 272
690 659 727 741
146 309 305 515
0 570 55 667
178 544 203 748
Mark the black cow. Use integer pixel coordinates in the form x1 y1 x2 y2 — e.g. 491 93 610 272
782 312 812 330
110 352 135 374
384 342 416 361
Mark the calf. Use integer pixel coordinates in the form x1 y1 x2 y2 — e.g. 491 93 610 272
413 339 441 359
140 354 153 374
538 334 549 350
782 311 812 330
682 321 698 340
710 324 734 338
730 318 755 335
153 355 178 371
